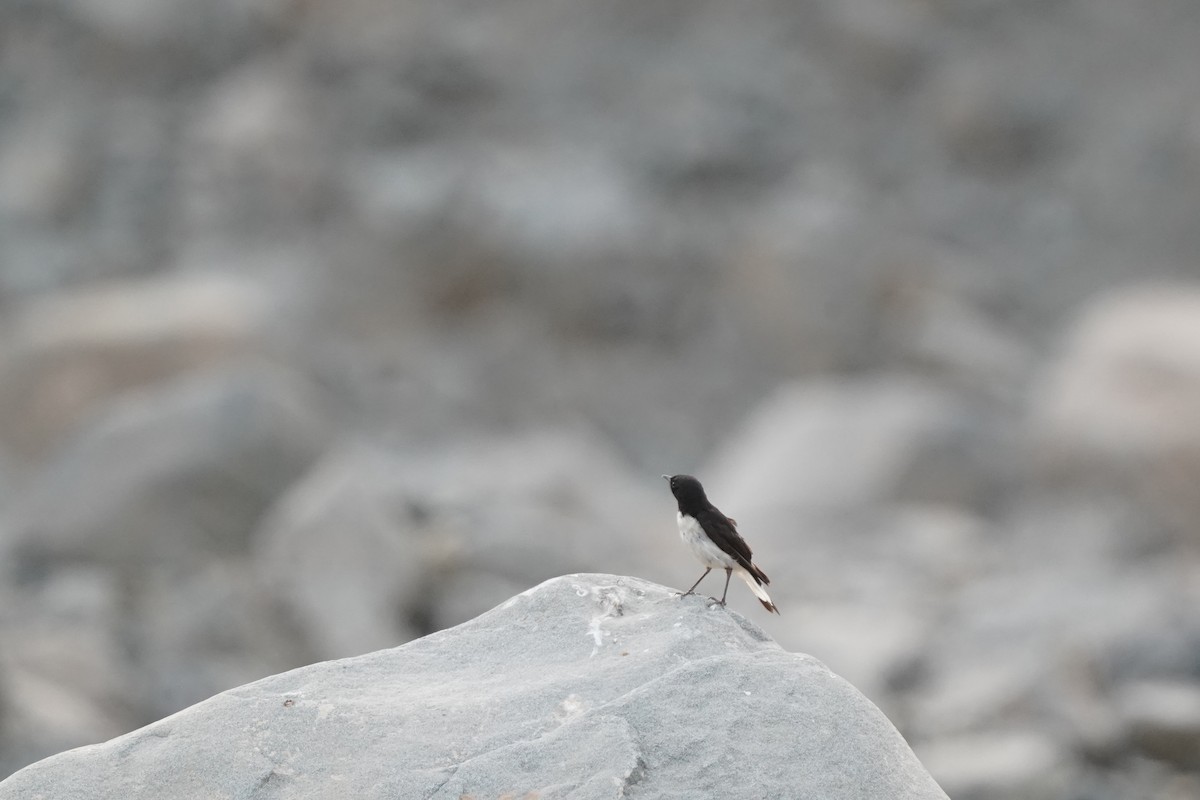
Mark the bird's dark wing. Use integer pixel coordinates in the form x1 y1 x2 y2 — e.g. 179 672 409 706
695 507 754 569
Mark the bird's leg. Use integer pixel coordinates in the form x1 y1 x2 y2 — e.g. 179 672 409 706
713 568 733 606
678 568 711 597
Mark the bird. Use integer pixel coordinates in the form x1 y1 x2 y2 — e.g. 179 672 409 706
662 474 778 614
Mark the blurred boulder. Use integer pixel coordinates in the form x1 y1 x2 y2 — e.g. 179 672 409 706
0 567 136 777
1115 680 1200 769
252 446 428 660
0 105 91 226
10 365 329 573
1092 617 1200 688
704 375 994 514
886 277 1033 399
815 0 934 91
254 430 658 661
0 452 11 513
1033 285 1200 465
0 361 326 773
1 364 328 767
917 730 1072 800
122 561 308 721
905 653 1047 741
180 58 329 243
344 142 680 339
0 272 278 460
791 602 930 712
1031 285 1200 539
728 190 1031 386
932 58 1063 175
63 0 289 58
725 183 889 374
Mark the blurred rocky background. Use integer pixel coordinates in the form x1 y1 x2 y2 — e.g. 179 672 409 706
0 0 1198 797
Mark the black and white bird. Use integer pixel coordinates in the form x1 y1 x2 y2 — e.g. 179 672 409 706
662 474 779 614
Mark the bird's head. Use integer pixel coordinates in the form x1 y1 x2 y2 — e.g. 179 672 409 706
662 473 707 505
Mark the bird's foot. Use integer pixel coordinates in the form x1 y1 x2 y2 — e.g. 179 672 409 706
675 589 696 598
707 596 727 607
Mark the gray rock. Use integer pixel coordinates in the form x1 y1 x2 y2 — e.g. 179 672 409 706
254 432 660 660
179 59 329 243
0 566 137 776
785 600 929 718
0 574 947 800
63 0 287 56
1030 285 1200 494
9 365 329 572
0 272 278 460
702 376 978 514
0 105 91 225
1116 680 1200 769
0 365 329 769
814 0 933 91
121 561 312 721
252 445 428 660
0 522 309 777
904 653 1048 741
723 193 896 375
931 56 1063 175
891 279 1034 401
917 730 1072 800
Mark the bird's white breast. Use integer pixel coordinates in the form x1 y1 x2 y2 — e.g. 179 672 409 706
677 512 738 569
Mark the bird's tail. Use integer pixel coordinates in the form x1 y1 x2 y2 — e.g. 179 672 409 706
738 567 779 614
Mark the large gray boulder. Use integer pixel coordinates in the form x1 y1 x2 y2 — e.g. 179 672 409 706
0 272 279 460
9 364 329 569
0 574 947 800
254 431 662 661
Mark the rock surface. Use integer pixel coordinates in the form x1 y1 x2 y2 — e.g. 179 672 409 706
0 575 947 800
